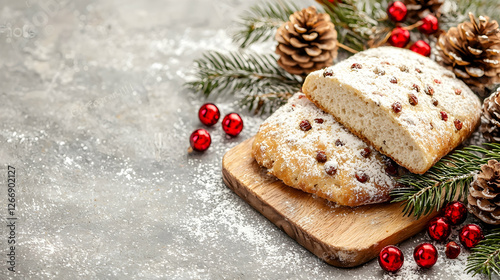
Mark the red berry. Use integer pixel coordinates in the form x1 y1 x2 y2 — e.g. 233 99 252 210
459 224 484 249
414 243 438 268
198 103 220 126
445 241 461 259
419 14 439 34
189 129 211 152
222 113 244 137
378 245 404 273
443 201 467 225
427 216 451 242
410 40 431 57
387 1 407 22
389 27 410 48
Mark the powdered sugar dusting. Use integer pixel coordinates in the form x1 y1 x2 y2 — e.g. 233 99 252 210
319 47 481 145
254 93 399 206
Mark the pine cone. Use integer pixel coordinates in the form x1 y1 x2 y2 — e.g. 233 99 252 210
468 159 500 225
403 0 444 21
275 6 337 76
481 88 500 142
437 13 500 94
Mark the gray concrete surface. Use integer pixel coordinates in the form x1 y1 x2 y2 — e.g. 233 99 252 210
0 0 492 279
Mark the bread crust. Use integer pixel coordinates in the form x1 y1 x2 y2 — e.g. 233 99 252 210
252 93 399 207
303 47 481 174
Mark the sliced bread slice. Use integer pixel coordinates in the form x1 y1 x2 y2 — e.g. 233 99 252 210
303 47 481 174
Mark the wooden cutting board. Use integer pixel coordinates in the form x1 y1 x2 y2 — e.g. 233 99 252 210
222 137 437 268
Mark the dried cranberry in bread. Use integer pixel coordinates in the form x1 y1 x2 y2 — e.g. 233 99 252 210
252 93 401 207
303 47 481 174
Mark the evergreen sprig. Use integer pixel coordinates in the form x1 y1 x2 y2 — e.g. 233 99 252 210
241 91 293 115
232 0 300 48
391 143 500 218
467 227 500 279
316 0 389 52
186 50 302 113
440 0 500 30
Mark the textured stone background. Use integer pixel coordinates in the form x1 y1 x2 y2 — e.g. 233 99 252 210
0 0 492 279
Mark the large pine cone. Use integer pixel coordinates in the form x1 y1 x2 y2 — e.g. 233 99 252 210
481 88 500 142
468 159 500 225
403 0 444 21
275 6 337 76
437 13 500 93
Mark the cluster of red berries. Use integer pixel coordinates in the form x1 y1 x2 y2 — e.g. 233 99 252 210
386 1 438 57
189 103 244 152
378 201 484 273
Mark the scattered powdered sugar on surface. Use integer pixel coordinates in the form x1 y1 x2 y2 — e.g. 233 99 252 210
0 0 493 279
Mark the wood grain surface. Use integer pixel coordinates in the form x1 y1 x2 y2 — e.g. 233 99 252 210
222 137 437 268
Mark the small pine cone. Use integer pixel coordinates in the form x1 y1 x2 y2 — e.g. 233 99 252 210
403 0 444 21
437 13 500 94
275 6 338 76
481 88 500 142
468 159 500 225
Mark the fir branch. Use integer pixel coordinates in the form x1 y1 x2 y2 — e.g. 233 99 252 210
391 143 500 218
232 0 300 48
241 91 292 115
186 50 302 113
316 0 390 52
467 227 500 279
440 0 500 30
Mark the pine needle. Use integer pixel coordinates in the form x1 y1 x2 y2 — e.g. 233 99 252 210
391 143 500 218
232 0 300 48
440 0 500 30
467 228 500 279
186 50 302 114
316 0 389 52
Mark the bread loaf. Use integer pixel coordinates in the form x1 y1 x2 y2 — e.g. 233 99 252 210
252 93 402 206
303 47 481 174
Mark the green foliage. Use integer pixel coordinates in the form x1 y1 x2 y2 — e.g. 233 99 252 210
316 0 390 52
467 227 500 279
185 51 302 114
391 144 500 218
232 0 300 48
241 91 293 115
440 0 500 30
